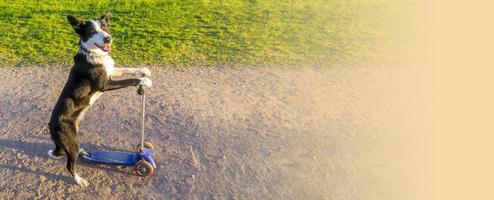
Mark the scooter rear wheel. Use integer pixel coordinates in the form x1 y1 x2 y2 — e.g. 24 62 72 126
135 160 154 177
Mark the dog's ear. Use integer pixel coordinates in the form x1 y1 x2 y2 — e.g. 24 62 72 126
67 15 84 31
101 12 112 24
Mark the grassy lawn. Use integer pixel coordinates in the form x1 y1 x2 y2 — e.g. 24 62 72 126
0 0 408 66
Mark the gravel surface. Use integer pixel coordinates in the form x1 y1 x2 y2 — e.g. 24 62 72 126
0 66 425 199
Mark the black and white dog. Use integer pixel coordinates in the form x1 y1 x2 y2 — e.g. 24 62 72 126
48 13 152 186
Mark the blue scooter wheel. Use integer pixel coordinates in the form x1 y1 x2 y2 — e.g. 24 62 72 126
136 142 154 151
135 160 154 177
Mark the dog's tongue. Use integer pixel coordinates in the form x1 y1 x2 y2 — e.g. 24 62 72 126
103 44 111 52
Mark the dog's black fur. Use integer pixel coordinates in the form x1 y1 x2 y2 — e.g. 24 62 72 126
48 13 151 186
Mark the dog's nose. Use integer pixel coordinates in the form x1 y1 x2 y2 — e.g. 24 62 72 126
104 36 112 43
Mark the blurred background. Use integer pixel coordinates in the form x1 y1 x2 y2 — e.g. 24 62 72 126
0 0 417 66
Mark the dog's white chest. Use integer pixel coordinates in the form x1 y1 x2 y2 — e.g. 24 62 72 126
89 91 103 105
102 56 114 77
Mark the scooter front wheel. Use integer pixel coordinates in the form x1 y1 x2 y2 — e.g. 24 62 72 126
135 160 154 177
136 142 154 150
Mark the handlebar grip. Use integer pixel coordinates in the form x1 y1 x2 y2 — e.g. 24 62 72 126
137 85 145 95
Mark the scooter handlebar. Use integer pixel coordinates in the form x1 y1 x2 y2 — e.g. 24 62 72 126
137 85 145 95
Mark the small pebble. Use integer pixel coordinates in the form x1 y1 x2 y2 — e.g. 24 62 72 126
40 175 46 182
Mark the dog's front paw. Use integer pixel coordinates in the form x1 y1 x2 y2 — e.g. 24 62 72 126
141 67 151 77
139 77 152 88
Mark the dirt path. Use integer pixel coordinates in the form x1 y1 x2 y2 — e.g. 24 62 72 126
0 66 425 199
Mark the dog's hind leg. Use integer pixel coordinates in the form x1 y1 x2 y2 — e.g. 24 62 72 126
61 124 89 186
65 141 89 187
48 128 66 159
48 144 65 159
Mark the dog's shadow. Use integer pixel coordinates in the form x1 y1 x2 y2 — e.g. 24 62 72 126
0 138 133 184
0 138 72 183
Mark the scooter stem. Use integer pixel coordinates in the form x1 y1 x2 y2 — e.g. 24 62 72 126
138 85 145 152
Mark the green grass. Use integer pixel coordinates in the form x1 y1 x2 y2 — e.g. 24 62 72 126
0 0 408 66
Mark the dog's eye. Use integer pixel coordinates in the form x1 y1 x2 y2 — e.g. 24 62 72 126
90 28 96 33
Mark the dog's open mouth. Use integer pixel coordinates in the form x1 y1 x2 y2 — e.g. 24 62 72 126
95 43 111 52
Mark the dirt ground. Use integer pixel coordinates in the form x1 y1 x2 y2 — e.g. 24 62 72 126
0 65 427 199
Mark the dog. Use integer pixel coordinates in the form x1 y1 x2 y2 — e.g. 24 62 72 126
48 13 152 186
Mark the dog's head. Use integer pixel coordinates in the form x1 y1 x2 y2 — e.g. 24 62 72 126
67 13 113 54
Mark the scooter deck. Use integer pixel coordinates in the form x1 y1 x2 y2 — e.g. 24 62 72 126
80 149 155 167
